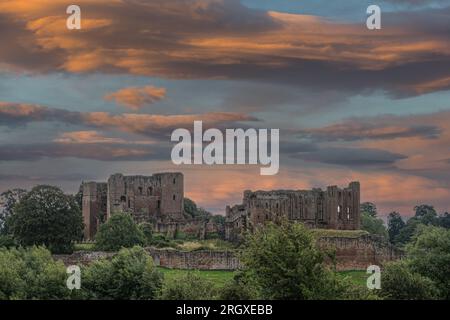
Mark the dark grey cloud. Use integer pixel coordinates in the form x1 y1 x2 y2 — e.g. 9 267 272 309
0 173 90 182
291 147 407 167
0 102 258 138
0 143 171 162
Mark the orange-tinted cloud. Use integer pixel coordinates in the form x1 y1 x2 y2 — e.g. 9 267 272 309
0 0 449 95
0 102 258 136
104 86 167 110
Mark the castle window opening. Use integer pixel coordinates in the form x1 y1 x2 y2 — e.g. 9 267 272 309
120 196 126 202
138 186 143 195
173 178 176 184
128 199 131 208
173 194 176 201
148 187 153 196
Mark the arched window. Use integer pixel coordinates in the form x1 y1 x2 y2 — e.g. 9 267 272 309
120 196 126 202
138 187 143 195
173 194 176 201
173 178 176 184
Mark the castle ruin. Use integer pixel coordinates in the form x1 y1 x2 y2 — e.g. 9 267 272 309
82 172 206 240
225 182 361 242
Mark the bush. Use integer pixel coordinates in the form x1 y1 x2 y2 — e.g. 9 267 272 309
139 222 153 245
95 213 145 251
0 235 17 248
361 212 388 239
0 246 72 300
10 185 83 254
159 272 218 300
379 261 440 300
240 220 353 300
407 225 450 299
82 246 162 299
218 271 260 300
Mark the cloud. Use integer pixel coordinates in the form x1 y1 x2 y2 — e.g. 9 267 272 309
104 86 167 110
0 102 258 137
0 0 449 97
0 142 170 162
291 147 407 167
297 114 442 142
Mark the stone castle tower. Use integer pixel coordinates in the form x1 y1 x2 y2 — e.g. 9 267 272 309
82 172 184 240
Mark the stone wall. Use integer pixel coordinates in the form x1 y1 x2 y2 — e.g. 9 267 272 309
317 235 403 271
147 248 241 270
55 235 402 271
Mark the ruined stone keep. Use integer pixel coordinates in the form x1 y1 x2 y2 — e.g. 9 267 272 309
82 173 184 240
225 182 361 242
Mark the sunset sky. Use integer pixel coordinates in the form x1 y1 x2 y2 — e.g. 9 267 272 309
1 0 450 217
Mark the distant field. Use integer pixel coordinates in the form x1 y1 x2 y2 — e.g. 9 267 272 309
158 268 367 289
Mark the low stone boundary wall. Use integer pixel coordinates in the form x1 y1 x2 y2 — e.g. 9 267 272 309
317 235 403 271
147 248 241 270
54 235 402 271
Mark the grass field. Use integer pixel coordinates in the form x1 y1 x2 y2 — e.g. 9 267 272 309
158 268 367 289
336 270 368 287
158 267 235 288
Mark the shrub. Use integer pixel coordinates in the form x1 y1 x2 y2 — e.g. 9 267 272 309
379 261 440 300
0 235 17 248
0 246 71 300
139 222 153 245
240 220 353 300
407 225 450 299
159 272 218 300
10 185 83 253
82 246 162 299
95 213 145 251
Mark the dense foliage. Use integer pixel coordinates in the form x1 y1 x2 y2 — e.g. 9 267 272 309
10 186 83 254
95 213 145 251
159 272 218 300
0 188 27 235
240 220 370 300
82 246 162 299
379 261 440 300
0 246 71 300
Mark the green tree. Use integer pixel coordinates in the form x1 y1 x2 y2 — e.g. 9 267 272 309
407 225 450 299
387 212 405 244
184 198 212 221
240 220 351 300
361 202 377 217
439 212 450 229
379 260 439 300
0 246 72 300
95 213 145 251
361 212 388 238
83 246 162 299
159 272 218 300
139 222 153 245
10 186 83 253
0 188 27 235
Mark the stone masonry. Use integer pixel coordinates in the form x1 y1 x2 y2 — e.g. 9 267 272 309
82 172 184 240
225 182 361 242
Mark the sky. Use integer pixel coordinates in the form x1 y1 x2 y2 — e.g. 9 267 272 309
1 0 450 217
